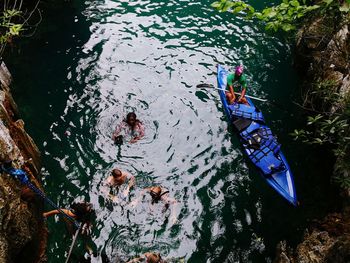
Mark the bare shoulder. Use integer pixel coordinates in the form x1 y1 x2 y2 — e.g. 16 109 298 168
121 171 129 180
106 176 114 184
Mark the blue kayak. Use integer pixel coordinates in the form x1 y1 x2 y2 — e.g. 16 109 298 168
217 64 297 206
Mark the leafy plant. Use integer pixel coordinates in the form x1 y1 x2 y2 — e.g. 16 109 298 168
211 0 349 32
291 114 349 145
290 110 350 190
333 142 350 189
333 173 350 189
0 1 41 57
0 8 23 55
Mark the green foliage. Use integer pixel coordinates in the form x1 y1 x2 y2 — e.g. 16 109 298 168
311 80 339 104
333 142 350 189
211 0 349 32
211 0 255 17
300 80 340 115
291 79 350 190
0 8 24 55
291 110 350 190
0 1 41 57
333 173 350 189
290 114 349 145
291 112 350 190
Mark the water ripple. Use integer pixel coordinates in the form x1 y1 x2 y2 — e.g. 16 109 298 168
42 0 294 261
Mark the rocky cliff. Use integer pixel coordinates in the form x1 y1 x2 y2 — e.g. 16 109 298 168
274 12 350 263
0 61 46 263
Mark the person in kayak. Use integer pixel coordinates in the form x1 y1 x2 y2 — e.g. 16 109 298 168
112 112 145 144
126 252 166 263
130 186 178 224
104 168 135 201
226 65 248 105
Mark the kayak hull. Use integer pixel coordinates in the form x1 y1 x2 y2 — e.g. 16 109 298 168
217 64 297 206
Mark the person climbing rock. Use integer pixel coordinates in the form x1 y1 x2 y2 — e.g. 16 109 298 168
44 201 94 235
104 168 135 202
226 65 248 105
126 252 166 263
112 112 145 144
130 186 178 224
44 201 95 255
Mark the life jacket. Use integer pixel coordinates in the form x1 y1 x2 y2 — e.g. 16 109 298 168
228 103 264 122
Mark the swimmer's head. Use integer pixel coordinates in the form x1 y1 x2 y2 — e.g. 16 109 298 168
126 112 137 126
70 202 93 222
150 186 162 196
145 252 163 263
111 169 122 178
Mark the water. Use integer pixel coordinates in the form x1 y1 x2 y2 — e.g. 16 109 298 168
6 0 337 262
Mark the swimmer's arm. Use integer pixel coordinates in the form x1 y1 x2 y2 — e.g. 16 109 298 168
169 201 179 225
128 174 135 188
100 186 118 202
164 196 177 205
129 188 150 207
138 122 145 138
163 196 178 225
81 221 93 235
130 138 138 143
43 209 75 218
123 174 135 197
130 123 145 143
112 123 123 140
103 177 112 187
101 184 121 202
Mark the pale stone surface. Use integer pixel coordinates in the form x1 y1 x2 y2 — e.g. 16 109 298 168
275 212 350 263
339 75 350 99
0 62 46 263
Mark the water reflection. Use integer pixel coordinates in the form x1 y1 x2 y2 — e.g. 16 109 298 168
9 0 307 261
44 0 294 261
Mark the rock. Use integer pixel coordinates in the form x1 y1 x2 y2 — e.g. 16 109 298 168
275 212 350 263
0 62 12 89
294 231 335 263
326 24 349 73
339 75 350 99
0 62 46 262
295 16 349 83
276 12 350 263
325 71 344 86
325 236 350 263
274 241 293 263
299 211 350 263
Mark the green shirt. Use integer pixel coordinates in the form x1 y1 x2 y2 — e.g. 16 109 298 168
227 73 247 90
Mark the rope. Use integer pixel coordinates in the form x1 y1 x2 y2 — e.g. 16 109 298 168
1 165 80 228
65 224 82 263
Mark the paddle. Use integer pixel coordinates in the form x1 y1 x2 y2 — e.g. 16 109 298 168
197 83 267 102
65 224 82 263
196 83 291 113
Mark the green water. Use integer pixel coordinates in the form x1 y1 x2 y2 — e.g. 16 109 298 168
6 0 337 262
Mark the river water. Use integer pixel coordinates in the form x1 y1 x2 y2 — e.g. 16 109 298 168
6 0 337 262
